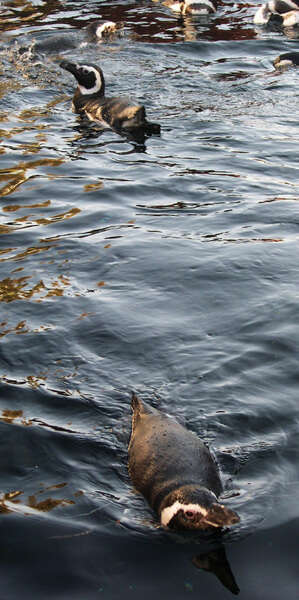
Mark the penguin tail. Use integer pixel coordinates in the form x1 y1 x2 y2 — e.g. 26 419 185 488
131 392 143 434
144 121 161 136
131 393 158 417
131 391 142 413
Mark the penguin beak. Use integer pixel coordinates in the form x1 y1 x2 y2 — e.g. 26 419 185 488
60 60 79 76
201 503 240 528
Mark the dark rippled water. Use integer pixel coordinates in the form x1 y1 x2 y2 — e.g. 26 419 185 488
1 0 299 598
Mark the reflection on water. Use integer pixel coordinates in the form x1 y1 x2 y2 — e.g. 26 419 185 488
1 0 299 599
0 158 65 197
193 546 240 595
0 271 74 301
0 483 76 515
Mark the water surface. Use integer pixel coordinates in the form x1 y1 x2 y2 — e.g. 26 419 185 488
1 0 299 598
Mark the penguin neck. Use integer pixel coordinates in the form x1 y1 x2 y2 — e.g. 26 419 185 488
152 480 191 515
73 87 105 112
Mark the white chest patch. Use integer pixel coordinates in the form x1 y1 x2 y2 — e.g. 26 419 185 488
96 21 116 38
275 58 293 69
161 501 208 527
78 82 101 96
169 2 183 12
282 10 299 25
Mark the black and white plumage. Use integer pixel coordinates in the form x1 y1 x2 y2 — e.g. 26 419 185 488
83 20 119 42
254 0 299 26
153 0 217 16
18 20 118 60
128 393 239 531
60 61 160 137
273 50 299 68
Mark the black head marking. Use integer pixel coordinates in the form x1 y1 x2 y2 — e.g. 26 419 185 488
60 61 105 95
275 51 299 66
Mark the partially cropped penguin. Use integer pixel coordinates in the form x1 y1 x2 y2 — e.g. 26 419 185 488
60 61 160 137
273 50 299 68
254 0 299 26
153 0 217 16
128 393 239 530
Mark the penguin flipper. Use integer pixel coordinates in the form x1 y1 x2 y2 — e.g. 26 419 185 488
144 121 161 135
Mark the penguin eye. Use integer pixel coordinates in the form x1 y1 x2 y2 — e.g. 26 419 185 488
185 510 195 519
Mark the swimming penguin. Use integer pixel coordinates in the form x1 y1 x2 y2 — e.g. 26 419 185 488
84 20 119 41
60 61 160 137
254 0 299 25
273 50 299 68
128 393 239 530
18 20 118 59
153 0 217 15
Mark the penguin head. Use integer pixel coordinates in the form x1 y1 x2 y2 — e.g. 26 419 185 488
160 486 239 531
182 0 216 14
60 61 105 96
165 1 210 15
85 20 117 40
273 51 299 69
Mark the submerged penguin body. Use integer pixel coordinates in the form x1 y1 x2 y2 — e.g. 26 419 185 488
273 50 299 68
181 0 217 14
60 61 160 137
128 394 239 530
18 20 118 59
155 0 217 15
73 90 148 131
254 0 299 25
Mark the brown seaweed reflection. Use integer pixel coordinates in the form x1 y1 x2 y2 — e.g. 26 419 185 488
0 245 53 262
0 276 45 302
3 200 51 212
0 375 45 389
0 158 64 197
0 483 77 516
35 208 80 226
0 80 21 101
0 224 16 234
1 0 64 33
1 409 23 424
192 546 240 595
28 495 74 512
0 407 81 432
0 124 47 142
84 180 104 193
5 208 80 230
0 272 72 302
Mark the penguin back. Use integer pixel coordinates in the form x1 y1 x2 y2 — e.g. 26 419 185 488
127 394 239 530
